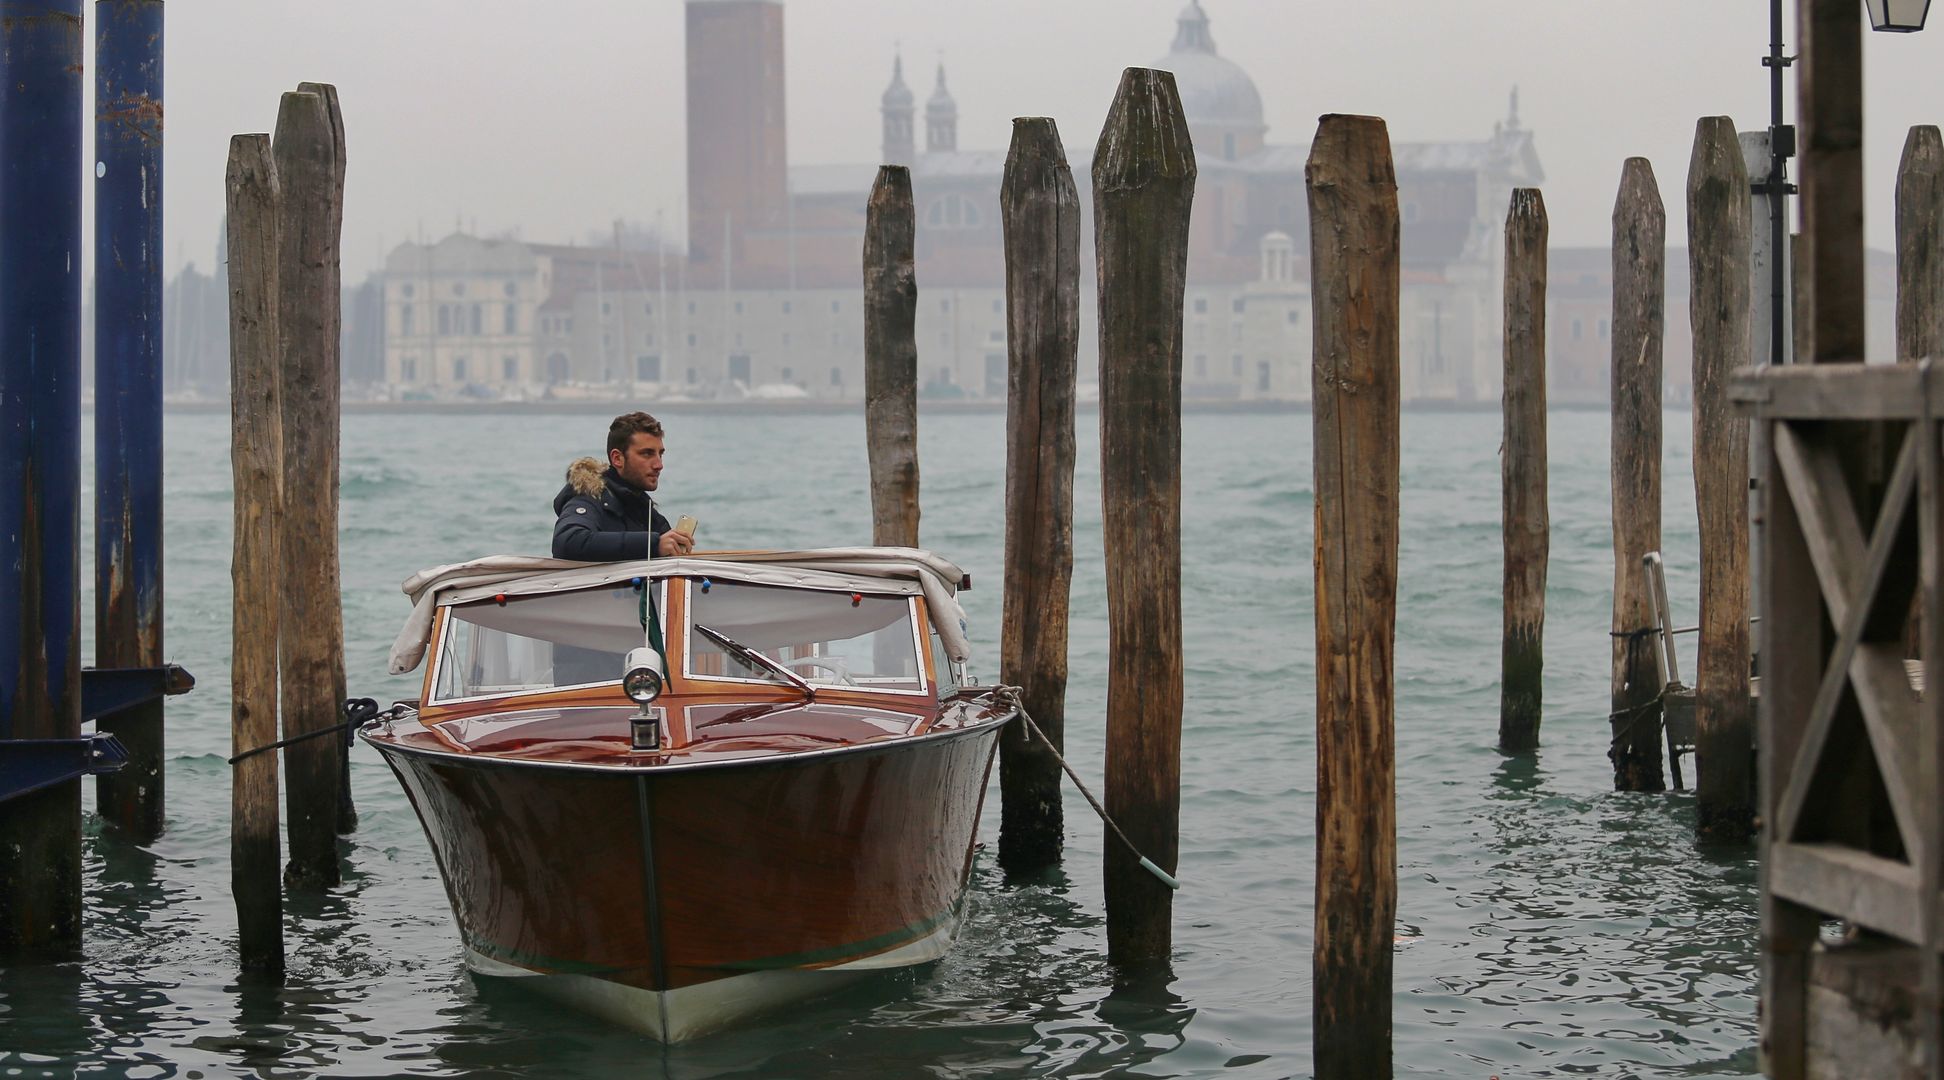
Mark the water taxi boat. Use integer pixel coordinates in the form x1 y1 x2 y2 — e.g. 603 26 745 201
363 547 1014 1041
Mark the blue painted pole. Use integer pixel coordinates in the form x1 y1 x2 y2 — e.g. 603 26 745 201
0 0 88 959
93 0 165 841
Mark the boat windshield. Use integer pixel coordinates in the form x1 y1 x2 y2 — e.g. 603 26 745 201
432 582 661 702
686 580 925 693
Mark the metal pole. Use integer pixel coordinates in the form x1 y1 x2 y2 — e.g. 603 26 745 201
93 0 166 841
0 0 88 957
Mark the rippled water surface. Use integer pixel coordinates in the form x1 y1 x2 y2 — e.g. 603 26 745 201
0 408 1757 1078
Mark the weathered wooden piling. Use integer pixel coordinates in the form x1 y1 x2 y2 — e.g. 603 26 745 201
1609 158 1667 793
273 88 349 888
997 117 1080 874
1898 127 1944 658
864 165 921 548
1092 68 1192 971
0 0 86 961
1798 0 1864 365
1792 233 1811 365
1308 113 1400 1079
227 133 286 975
1687 117 1754 843
1898 126 1944 363
1499 188 1548 754
297 79 359 838
92 0 168 841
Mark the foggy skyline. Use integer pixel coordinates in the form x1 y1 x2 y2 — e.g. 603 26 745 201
132 1 1944 285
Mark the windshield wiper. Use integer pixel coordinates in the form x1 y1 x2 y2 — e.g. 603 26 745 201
694 623 815 700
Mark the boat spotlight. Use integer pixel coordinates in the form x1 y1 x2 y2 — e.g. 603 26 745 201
622 647 665 705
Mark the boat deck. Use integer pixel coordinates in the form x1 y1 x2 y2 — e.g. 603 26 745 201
372 695 1008 770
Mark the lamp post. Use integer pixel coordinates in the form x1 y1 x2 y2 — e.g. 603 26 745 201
1761 0 1795 368
1865 0 1932 31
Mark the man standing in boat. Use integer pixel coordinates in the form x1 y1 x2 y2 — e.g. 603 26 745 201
551 411 694 561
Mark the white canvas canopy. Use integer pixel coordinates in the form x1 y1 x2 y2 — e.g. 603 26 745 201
388 547 973 675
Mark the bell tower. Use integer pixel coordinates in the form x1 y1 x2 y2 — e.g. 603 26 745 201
881 54 914 164
684 0 788 271
925 63 957 154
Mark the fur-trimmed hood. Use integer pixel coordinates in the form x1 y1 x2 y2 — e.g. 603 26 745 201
551 456 615 516
565 456 606 498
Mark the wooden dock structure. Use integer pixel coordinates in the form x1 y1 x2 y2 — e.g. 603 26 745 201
1747 1 1944 1075
1739 361 1942 1076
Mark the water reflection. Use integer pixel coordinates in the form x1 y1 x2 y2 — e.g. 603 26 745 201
0 962 88 1076
1488 750 1544 798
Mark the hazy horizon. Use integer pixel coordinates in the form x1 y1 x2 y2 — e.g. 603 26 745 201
102 1 1944 283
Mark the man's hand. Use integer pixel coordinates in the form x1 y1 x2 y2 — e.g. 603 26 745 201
658 531 694 557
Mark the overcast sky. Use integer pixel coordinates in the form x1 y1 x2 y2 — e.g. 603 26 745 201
137 0 1944 283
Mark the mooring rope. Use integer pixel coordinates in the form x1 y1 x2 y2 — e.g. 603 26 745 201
1606 689 1668 754
990 684 1182 891
228 697 387 765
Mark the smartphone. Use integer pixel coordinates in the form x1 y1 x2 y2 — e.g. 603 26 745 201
673 514 699 541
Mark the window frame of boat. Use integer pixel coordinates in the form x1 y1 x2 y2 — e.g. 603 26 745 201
675 578 934 699
423 579 672 707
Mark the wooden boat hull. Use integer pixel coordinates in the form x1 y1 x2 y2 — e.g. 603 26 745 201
370 716 1003 1041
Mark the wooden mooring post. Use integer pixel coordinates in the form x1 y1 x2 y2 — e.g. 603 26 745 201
997 117 1079 874
1898 126 1943 364
1897 127 1942 668
1897 125 1944 667
1687 117 1754 843
1609 157 1666 793
1799 0 1864 366
226 132 285 975
1092 68 1191 972
1792 232 1811 365
273 87 350 889
864 165 921 548
1308 113 1400 1079
1499 187 1548 754
298 80 359 838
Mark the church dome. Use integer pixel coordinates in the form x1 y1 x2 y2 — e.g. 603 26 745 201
1153 1 1264 139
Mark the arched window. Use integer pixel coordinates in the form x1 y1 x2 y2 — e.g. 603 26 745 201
546 353 570 384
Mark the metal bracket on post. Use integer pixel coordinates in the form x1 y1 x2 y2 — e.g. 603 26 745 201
0 735 130 804
80 663 195 721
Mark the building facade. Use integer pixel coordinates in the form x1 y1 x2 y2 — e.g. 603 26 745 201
375 1 1544 405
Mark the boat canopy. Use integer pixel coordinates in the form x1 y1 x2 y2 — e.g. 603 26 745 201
388 547 973 675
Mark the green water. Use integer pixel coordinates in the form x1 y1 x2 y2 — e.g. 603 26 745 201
0 408 1756 1078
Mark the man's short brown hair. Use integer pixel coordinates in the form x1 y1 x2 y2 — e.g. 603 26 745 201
607 411 664 457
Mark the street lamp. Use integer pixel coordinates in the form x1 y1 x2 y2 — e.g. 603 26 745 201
1866 0 1932 31
1760 0 1795 368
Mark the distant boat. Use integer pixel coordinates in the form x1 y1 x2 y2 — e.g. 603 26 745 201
361 548 1012 1041
744 381 812 400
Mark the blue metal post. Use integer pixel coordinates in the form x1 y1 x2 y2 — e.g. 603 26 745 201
93 0 165 840
0 0 87 958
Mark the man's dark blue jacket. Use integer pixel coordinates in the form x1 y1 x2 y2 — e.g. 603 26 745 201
551 456 671 561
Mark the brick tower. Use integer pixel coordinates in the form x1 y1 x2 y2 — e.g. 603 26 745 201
684 0 788 278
